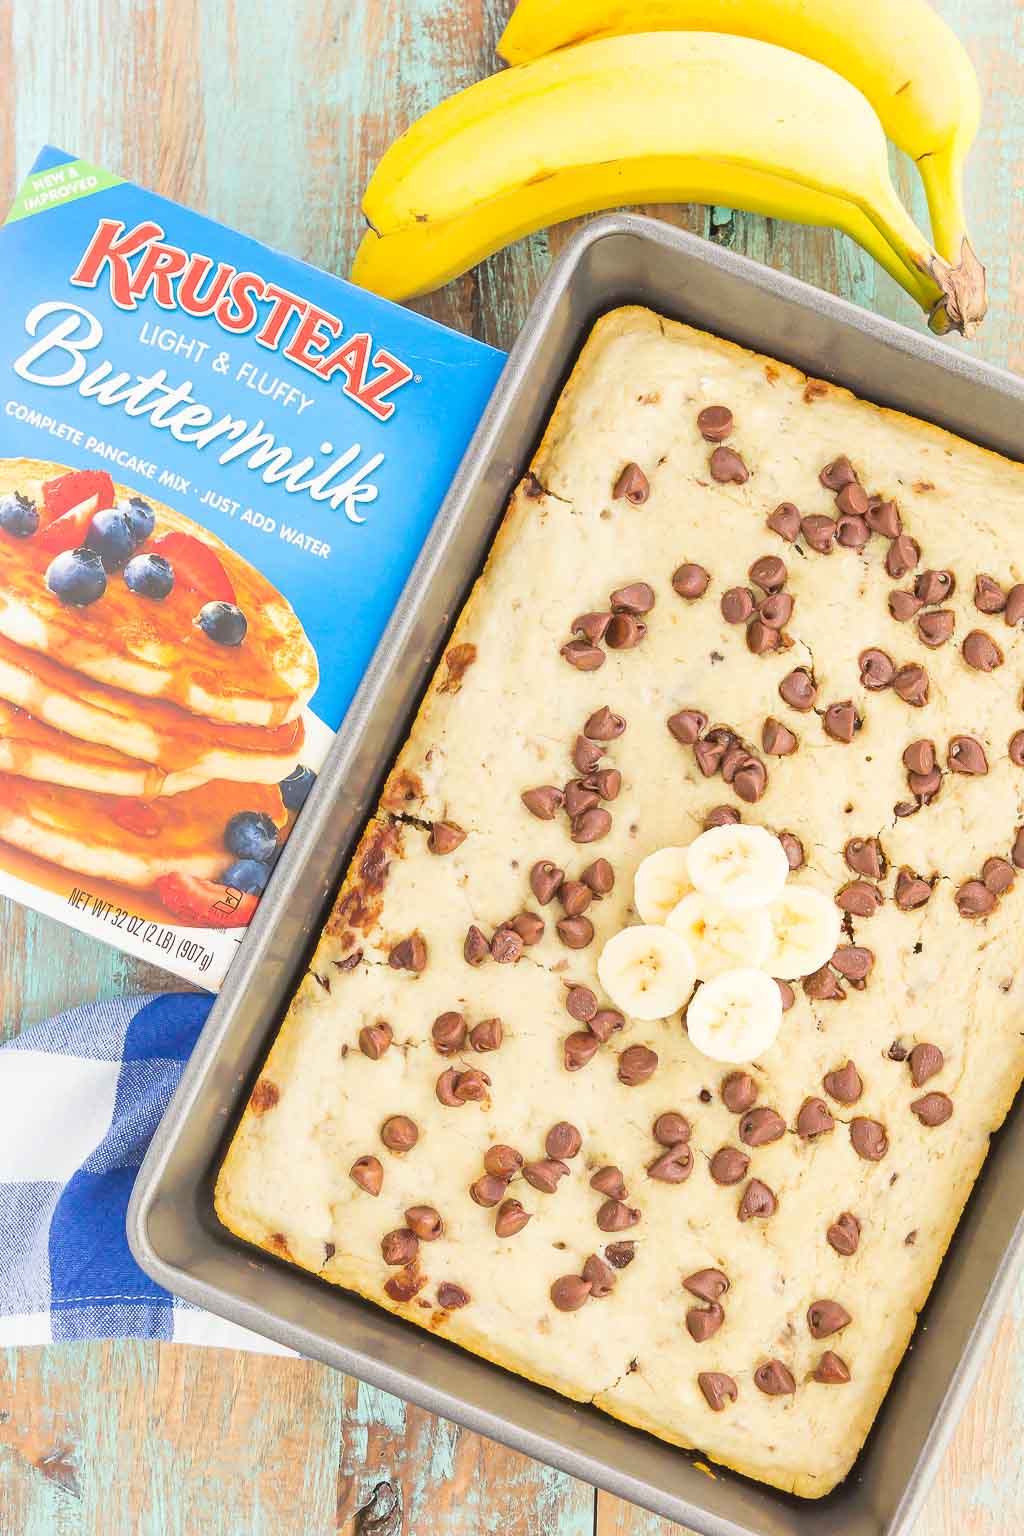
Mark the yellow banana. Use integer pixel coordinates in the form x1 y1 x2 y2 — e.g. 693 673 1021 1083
351 33 984 334
498 0 981 270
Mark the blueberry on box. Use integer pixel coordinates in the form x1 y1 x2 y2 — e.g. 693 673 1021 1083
221 859 272 896
0 491 39 538
124 552 175 599
280 764 316 811
86 507 136 570
46 547 107 607
225 810 279 863
198 601 248 646
122 496 156 544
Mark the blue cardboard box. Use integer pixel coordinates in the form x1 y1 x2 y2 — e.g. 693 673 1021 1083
0 148 504 986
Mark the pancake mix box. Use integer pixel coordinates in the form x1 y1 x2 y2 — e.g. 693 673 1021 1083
0 147 505 989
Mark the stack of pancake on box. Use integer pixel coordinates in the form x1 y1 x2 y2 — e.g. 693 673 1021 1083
0 457 319 926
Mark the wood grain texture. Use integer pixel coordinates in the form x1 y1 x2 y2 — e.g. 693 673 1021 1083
1 0 1022 1531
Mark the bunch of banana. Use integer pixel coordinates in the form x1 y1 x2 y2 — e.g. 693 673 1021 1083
350 5 986 336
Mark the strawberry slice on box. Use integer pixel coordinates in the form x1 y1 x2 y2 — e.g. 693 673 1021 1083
36 494 104 555
156 872 258 928
149 532 236 603
40 469 115 527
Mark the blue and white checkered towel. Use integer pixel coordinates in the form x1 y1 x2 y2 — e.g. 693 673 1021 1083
0 993 288 1352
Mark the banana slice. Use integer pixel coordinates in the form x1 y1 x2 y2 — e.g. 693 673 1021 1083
686 824 790 913
597 924 697 1021
633 846 694 924
686 968 783 1064
666 891 772 980
763 886 842 979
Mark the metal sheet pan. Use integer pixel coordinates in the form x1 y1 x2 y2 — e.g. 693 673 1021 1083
129 215 1024 1536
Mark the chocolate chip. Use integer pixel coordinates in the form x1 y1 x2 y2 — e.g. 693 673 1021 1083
823 1060 863 1103
827 1212 861 1256
776 832 804 871
820 456 858 490
704 804 741 830
572 735 604 775
514 912 546 947
803 964 845 1001
485 1144 524 1177
779 667 817 711
588 1008 624 1043
648 1145 694 1183
1010 731 1024 767
893 663 929 707
808 1299 851 1339
470 1017 503 1052
955 879 996 917
915 569 955 605
495 1199 531 1237
888 1040 909 1061
581 857 615 895
560 637 605 671
585 706 627 741
521 785 564 820
551 1275 592 1311
523 1158 570 1193
432 1069 461 1108
895 868 933 910
454 1068 491 1103
801 514 837 553
721 586 755 624
430 1012 466 1056
710 446 748 483
823 702 859 743
762 718 798 756
491 928 524 963
590 1165 627 1199
750 555 787 593
1014 828 1024 869
350 1155 383 1196
830 947 873 984
618 1045 658 1086
962 630 1003 671
381 1115 418 1152
1005 584 1024 626
463 925 490 965
738 1180 776 1221
974 573 1006 613
721 1072 758 1113
527 862 564 908
359 1022 393 1060
437 1283 470 1310
582 1254 617 1298
613 463 649 504
693 737 727 776
814 1351 851 1384
768 502 801 541
610 581 656 614
585 767 622 801
908 1043 944 1087
710 1146 750 1184
739 1107 786 1146
653 1111 692 1146
698 1371 738 1411
405 1205 443 1241
388 934 427 972
559 880 593 918
914 607 955 650
797 1098 834 1139
684 1265 733 1302
777 979 795 1011
564 1031 600 1070
902 739 936 776
672 563 711 600
836 881 882 917
754 1360 796 1396
889 590 924 622
605 1241 636 1269
384 1268 427 1303
850 1117 888 1160
845 837 886 880
381 1228 418 1266
565 985 598 1023
983 856 1015 894
596 1199 640 1232
571 612 612 645
684 1302 724 1343
697 405 734 442
667 708 708 745
606 613 646 649
948 735 988 775
859 649 895 689
546 1122 583 1160
571 807 612 843
911 1092 953 1126
836 513 870 549
557 915 595 948
758 591 794 628
471 1176 513 1211
720 742 749 783
429 820 466 855
886 536 920 579
866 499 901 538
734 759 768 804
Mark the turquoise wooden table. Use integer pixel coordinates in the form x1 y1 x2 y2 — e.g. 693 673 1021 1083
2 1 1023 1531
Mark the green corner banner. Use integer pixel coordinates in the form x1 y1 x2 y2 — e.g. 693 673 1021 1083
5 157 123 225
